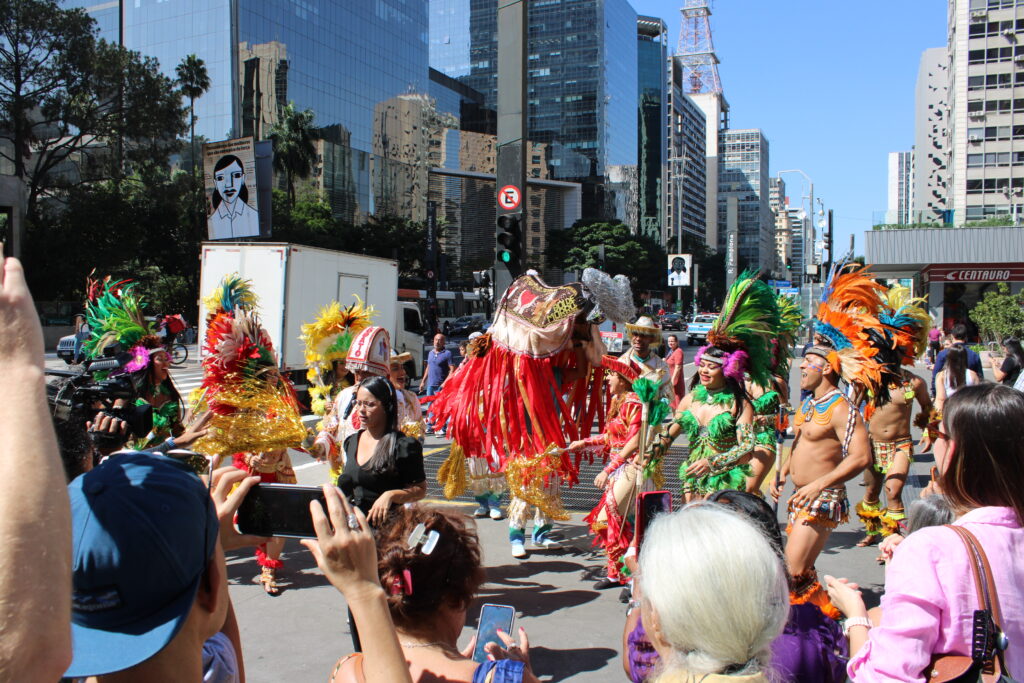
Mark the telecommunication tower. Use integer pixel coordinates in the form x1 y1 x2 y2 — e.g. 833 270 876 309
677 0 722 95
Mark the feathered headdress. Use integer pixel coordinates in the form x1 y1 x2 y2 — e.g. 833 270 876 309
202 274 258 320
300 299 376 415
771 294 803 378
812 261 890 397
81 274 172 378
879 286 931 365
696 270 779 387
192 276 306 457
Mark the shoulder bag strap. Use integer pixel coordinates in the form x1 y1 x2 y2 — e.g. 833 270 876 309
947 525 1011 676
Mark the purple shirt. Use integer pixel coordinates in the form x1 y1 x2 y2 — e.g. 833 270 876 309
848 506 1024 681
425 348 452 387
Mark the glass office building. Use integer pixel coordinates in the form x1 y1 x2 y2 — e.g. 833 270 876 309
430 0 639 226
637 16 667 242
66 0 430 221
718 129 774 273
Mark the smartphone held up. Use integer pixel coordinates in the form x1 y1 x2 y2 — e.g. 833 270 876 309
236 483 328 539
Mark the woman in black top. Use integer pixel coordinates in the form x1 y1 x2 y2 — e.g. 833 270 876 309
992 336 1024 387
337 375 426 525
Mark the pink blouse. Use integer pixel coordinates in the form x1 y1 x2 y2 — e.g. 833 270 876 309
848 506 1024 681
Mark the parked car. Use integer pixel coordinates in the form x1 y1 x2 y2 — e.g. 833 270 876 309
661 313 686 331
686 314 717 346
449 315 486 338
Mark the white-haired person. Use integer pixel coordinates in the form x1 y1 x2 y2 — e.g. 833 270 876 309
637 504 789 682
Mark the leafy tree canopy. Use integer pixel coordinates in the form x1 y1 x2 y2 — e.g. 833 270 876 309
971 282 1024 342
0 0 187 219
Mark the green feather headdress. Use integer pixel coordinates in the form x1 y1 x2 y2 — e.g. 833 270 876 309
83 278 154 359
699 270 779 388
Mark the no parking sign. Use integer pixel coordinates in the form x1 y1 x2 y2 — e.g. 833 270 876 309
498 185 521 210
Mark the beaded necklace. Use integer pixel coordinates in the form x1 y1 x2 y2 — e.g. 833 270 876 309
795 389 842 426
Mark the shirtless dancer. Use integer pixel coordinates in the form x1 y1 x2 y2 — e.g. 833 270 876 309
857 368 932 545
771 346 870 617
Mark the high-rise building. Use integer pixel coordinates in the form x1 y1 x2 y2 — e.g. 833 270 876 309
66 0 431 223
667 57 708 247
718 129 774 273
429 0 639 228
768 177 791 277
947 0 1024 225
914 47 949 224
637 16 668 242
788 206 810 285
886 151 915 225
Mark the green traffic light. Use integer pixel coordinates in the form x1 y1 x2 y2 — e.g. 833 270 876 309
499 250 512 263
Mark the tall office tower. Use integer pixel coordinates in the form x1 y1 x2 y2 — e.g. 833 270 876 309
718 129 774 273
788 206 810 287
638 16 668 242
66 0 430 222
430 0 639 228
666 56 708 247
887 151 915 225
914 47 949 224
677 0 729 250
948 0 1024 225
768 177 791 277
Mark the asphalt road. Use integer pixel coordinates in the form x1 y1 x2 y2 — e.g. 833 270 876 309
45 347 951 682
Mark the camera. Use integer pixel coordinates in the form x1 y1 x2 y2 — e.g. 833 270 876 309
46 344 153 452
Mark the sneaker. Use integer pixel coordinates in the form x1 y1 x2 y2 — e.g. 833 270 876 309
593 576 619 590
618 587 632 604
489 506 504 520
532 535 559 549
473 505 489 518
511 539 527 558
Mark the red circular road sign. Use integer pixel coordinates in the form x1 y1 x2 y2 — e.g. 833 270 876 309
498 185 522 210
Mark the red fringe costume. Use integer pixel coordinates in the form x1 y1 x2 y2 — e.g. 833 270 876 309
581 382 643 583
430 275 608 514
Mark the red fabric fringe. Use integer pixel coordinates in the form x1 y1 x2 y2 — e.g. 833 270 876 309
255 546 283 569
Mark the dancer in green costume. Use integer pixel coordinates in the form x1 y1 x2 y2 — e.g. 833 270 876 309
649 271 779 502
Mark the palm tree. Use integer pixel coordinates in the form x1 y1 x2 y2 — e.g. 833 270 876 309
269 102 317 205
175 54 210 178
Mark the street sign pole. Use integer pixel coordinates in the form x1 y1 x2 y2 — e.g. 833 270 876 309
426 201 438 335
495 0 527 300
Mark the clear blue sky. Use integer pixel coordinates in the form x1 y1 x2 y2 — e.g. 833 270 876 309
636 0 948 259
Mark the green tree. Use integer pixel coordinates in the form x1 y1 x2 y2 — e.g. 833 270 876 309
970 283 1024 342
0 0 186 224
547 220 666 300
175 54 210 179
27 168 201 319
269 102 317 205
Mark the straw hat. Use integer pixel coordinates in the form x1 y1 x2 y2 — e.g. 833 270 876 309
625 315 660 338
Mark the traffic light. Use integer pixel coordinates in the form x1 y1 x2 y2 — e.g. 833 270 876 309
496 213 523 272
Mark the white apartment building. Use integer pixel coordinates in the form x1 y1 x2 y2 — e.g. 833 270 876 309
914 47 949 223
948 0 1024 224
886 151 915 224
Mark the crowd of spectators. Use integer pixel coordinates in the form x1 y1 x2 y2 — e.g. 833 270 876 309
5 251 1023 682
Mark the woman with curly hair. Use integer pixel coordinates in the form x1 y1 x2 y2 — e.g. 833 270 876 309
329 507 541 683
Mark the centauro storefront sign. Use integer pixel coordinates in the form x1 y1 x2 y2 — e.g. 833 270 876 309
925 264 1024 283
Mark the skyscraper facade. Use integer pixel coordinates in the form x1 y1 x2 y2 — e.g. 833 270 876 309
718 129 774 273
914 46 949 224
429 0 640 227
947 0 1024 224
67 0 431 222
667 56 708 246
886 150 915 225
637 16 668 242
768 177 791 276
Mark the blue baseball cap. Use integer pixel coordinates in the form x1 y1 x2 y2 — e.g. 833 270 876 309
65 451 219 677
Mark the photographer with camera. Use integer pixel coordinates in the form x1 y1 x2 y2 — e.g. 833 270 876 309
0 255 73 681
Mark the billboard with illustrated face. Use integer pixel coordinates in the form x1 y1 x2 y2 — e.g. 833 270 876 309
667 253 692 287
204 137 265 240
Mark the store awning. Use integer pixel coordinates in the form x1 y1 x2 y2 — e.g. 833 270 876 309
864 226 1024 277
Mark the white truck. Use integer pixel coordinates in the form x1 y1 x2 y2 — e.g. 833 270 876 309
198 242 426 392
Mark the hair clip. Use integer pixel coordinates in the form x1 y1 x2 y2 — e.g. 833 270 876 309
407 522 440 555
